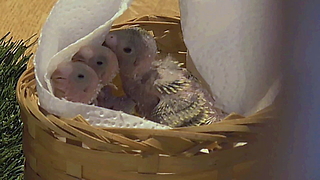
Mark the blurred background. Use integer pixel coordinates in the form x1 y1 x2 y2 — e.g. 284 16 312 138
274 0 320 179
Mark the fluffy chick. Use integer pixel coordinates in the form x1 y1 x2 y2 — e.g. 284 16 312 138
103 27 227 127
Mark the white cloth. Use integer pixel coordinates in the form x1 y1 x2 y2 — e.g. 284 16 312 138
180 0 282 115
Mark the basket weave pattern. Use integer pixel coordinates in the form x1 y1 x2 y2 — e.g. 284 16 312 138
17 16 274 180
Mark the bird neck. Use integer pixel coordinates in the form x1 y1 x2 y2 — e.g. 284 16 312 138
120 53 156 80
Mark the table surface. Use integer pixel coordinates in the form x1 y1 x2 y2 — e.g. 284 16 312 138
0 0 179 52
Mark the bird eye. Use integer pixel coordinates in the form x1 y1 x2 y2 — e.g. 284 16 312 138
78 74 85 79
97 61 103 66
123 47 132 53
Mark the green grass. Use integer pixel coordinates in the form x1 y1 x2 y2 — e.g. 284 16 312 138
0 33 35 180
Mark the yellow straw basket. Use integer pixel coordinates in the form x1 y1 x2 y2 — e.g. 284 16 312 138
17 15 276 180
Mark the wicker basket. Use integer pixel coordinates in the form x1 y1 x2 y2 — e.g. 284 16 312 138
17 15 275 180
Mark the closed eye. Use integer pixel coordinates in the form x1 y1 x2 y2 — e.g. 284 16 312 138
123 47 132 53
77 74 85 79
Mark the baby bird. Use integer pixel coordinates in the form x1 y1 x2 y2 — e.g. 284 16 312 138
72 45 135 113
72 45 119 86
50 61 100 104
103 27 227 127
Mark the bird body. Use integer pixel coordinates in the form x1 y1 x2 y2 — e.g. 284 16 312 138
96 85 136 114
104 28 227 127
150 57 226 127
